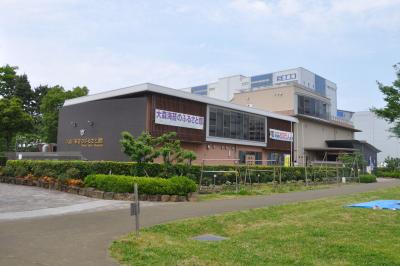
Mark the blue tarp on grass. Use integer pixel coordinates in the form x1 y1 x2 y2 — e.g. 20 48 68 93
347 200 400 210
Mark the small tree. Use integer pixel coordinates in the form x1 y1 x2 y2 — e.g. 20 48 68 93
120 131 160 163
0 97 33 151
384 156 400 171
338 152 366 176
181 150 197 166
157 132 183 165
371 63 400 138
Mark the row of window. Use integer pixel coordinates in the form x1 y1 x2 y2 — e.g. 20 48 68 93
297 95 329 119
191 85 208 95
208 106 266 142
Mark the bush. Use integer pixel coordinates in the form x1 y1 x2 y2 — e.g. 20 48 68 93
15 165 29 178
374 168 400 178
4 160 349 183
168 176 197 196
0 156 7 166
84 174 197 195
359 174 377 183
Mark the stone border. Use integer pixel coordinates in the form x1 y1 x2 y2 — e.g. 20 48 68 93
0 176 198 202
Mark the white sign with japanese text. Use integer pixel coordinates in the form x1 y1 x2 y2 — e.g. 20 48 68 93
155 109 204 130
269 128 293 142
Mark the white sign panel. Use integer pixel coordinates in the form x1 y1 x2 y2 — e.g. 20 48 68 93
155 109 204 130
269 129 293 142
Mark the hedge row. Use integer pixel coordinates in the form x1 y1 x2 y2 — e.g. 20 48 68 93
374 167 400 178
359 174 377 183
4 160 350 183
84 174 196 195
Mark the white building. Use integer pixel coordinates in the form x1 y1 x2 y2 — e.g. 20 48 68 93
182 67 338 116
352 111 400 164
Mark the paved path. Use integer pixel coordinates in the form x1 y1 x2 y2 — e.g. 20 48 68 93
1 179 399 266
0 183 163 221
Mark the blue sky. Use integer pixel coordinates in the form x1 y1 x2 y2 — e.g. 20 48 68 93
0 0 399 111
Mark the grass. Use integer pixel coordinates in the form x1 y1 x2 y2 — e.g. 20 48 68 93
110 186 400 266
198 182 339 201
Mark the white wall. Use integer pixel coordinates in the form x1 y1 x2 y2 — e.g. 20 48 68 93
352 111 400 164
325 79 337 116
298 68 316 90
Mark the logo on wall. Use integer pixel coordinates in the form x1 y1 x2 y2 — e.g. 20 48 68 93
269 129 293 142
155 109 204 130
80 129 86 136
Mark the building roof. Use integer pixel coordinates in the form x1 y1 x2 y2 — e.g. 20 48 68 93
304 147 357 152
296 114 361 132
64 83 298 123
326 139 381 153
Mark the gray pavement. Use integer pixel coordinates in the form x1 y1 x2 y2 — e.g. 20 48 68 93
0 183 165 221
0 179 399 266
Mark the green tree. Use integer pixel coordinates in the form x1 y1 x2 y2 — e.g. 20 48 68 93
371 63 400 138
40 86 88 143
384 156 400 171
0 98 33 151
0 65 34 114
120 131 160 163
158 132 186 165
0 64 18 98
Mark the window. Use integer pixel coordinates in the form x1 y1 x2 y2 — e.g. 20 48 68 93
239 151 262 165
297 95 329 119
191 85 208 95
208 106 265 142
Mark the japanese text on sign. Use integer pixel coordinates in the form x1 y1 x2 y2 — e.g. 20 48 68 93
269 129 293 142
155 109 204 130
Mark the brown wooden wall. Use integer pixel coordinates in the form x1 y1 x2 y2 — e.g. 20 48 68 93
266 117 293 151
147 93 207 143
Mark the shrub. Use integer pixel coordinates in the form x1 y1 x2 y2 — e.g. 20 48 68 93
2 165 14 176
0 156 7 166
15 165 29 178
359 174 377 183
168 176 197 196
64 168 81 179
5 160 350 183
84 174 197 195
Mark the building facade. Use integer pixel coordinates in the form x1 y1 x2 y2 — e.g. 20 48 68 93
182 67 338 116
352 111 400 164
57 83 297 165
230 83 363 165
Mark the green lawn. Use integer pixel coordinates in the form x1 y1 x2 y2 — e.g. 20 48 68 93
198 183 336 201
110 186 400 266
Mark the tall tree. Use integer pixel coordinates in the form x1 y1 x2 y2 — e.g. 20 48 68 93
40 86 89 143
14 74 34 113
0 98 33 151
0 65 34 114
0 65 18 98
371 63 400 138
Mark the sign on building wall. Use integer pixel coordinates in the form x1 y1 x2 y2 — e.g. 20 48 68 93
155 109 204 130
269 129 293 142
65 137 104 147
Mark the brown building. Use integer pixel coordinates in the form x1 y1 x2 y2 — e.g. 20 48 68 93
57 83 298 165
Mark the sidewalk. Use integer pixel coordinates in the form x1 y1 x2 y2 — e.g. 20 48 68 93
1 179 399 266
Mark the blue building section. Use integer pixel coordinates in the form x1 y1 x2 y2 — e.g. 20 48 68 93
315 75 326 96
250 73 273 89
191 85 208 95
337 110 345 118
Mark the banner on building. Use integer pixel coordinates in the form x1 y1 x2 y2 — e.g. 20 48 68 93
155 109 204 130
269 129 293 142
